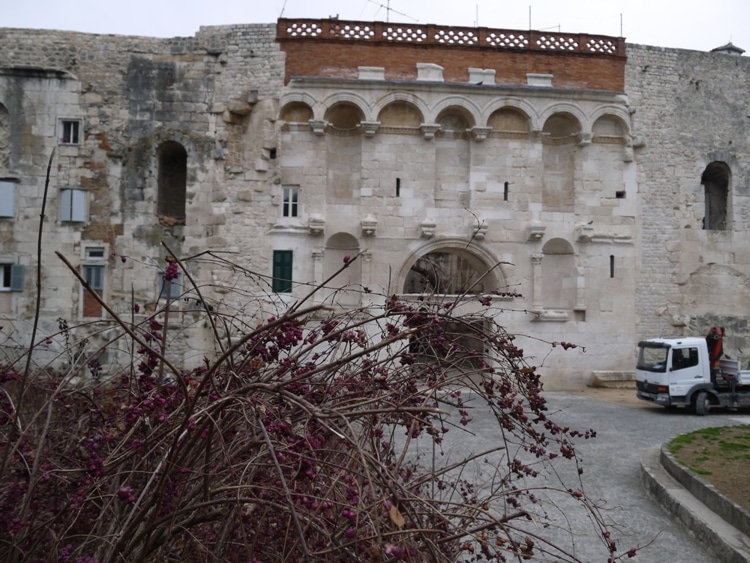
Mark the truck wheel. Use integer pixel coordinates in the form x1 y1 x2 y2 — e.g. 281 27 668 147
695 391 711 416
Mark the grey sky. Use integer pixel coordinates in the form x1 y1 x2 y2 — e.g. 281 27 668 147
3 0 748 53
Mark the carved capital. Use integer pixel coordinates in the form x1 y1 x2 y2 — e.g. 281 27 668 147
421 219 436 238
361 215 378 237
420 123 440 140
360 121 380 137
308 215 325 236
471 126 493 141
527 224 546 241
308 119 327 136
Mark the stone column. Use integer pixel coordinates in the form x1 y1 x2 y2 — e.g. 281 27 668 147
531 253 543 311
312 250 324 303
361 251 372 306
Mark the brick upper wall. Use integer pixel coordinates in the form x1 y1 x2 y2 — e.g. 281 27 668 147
277 19 626 91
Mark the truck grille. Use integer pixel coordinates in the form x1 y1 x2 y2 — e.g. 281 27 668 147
636 380 661 394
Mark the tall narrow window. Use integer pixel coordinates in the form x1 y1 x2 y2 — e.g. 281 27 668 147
504 182 509 201
82 246 106 317
282 187 298 217
157 141 187 224
272 250 293 293
396 178 401 197
58 119 82 145
609 255 615 278
702 162 730 231
83 265 104 290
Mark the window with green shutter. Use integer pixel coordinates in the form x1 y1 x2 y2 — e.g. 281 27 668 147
272 250 293 293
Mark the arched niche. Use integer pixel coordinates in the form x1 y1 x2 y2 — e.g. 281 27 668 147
487 107 530 132
436 106 474 135
592 115 627 136
541 238 575 310
280 101 314 123
157 140 188 224
323 232 362 307
403 248 494 295
702 161 730 231
377 101 423 127
542 112 581 138
324 102 364 130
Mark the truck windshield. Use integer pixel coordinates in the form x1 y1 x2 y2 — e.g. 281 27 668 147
637 344 669 372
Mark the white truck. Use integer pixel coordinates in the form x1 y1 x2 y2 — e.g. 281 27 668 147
635 334 750 415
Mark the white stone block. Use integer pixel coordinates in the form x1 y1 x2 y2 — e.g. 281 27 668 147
417 63 444 82
358 66 385 80
527 73 553 87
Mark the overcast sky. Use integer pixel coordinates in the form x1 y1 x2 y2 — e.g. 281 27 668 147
3 0 749 53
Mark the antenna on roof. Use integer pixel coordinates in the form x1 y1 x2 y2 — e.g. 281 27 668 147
367 0 418 23
279 0 287 18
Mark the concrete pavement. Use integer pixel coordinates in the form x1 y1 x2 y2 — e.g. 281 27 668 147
438 390 750 561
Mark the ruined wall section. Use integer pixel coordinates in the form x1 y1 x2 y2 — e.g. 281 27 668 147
0 24 287 366
193 24 286 284
626 44 750 354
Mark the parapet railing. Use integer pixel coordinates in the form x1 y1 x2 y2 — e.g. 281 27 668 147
277 18 625 57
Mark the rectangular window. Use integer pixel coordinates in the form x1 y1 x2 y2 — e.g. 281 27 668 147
83 265 104 291
60 188 87 222
159 274 181 300
272 250 293 293
0 180 16 218
58 119 82 145
0 263 24 292
85 247 106 260
82 248 106 317
282 187 298 218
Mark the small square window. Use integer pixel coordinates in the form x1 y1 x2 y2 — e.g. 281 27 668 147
0 180 16 218
61 188 87 222
159 274 181 299
0 263 24 292
282 187 298 218
83 264 105 291
59 119 82 145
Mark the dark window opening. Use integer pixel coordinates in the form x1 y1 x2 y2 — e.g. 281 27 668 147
609 255 615 278
396 178 401 197
404 251 489 295
409 319 487 369
1 264 24 291
272 250 293 293
702 161 730 231
157 141 187 224
269 148 277 159
615 190 626 199
671 347 699 371
82 264 104 317
504 182 509 201
59 119 81 145
1 264 12 289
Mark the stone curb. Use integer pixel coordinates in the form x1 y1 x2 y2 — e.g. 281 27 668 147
640 444 750 563
660 444 750 538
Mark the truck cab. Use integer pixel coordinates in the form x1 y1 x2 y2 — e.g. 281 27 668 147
636 337 712 408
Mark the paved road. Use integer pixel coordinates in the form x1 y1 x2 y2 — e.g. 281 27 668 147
420 390 750 562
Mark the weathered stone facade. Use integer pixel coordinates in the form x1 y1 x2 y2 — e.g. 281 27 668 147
0 19 748 387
